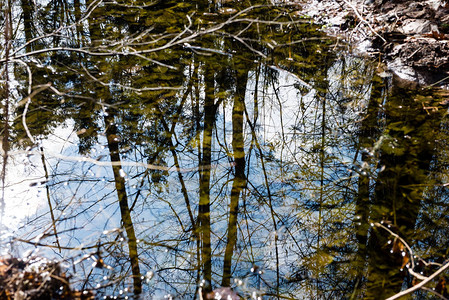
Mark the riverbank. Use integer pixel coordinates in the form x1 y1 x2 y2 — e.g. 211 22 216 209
301 0 449 86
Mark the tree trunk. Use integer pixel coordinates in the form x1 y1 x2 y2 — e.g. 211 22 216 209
105 111 142 295
198 62 216 295
222 65 248 287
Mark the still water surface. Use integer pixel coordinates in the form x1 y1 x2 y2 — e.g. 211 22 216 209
1 1 449 299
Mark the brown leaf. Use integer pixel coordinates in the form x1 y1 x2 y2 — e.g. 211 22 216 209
392 238 405 254
401 254 410 270
423 31 448 40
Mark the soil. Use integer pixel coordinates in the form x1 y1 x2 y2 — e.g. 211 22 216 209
301 0 449 86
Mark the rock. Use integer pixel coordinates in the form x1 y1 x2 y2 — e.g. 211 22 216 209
303 0 449 85
386 38 449 84
404 7 432 19
387 57 424 83
427 0 445 10
401 19 433 35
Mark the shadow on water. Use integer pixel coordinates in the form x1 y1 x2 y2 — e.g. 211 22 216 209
1 0 449 299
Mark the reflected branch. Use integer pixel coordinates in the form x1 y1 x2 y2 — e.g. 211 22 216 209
105 109 142 294
222 60 248 287
243 89 281 297
5 149 229 173
40 147 62 252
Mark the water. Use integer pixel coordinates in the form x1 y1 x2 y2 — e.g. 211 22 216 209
1 0 449 299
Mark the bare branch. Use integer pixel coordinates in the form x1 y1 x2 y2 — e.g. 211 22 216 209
374 222 449 300
386 261 449 300
81 65 181 93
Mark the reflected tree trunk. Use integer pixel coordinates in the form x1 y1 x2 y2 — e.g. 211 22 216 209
198 62 216 294
191 59 203 293
105 110 142 295
87 0 141 293
222 66 248 287
73 0 82 43
21 0 34 52
40 147 61 252
365 77 442 299
314 67 331 299
350 75 384 299
0 0 12 226
243 65 281 297
157 88 196 234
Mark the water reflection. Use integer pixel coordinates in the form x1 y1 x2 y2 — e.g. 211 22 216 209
1 0 449 299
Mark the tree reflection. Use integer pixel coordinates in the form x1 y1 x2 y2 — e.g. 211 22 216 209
3 0 449 299
364 78 445 299
105 109 142 294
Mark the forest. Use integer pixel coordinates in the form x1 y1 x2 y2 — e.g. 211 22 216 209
1 0 449 299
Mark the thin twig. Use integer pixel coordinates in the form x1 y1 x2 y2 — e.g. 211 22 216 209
374 222 449 300
421 287 449 300
342 0 386 43
386 262 449 300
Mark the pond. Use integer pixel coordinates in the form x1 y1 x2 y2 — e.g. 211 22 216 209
1 0 449 299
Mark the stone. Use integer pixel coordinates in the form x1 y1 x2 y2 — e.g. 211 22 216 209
401 19 433 35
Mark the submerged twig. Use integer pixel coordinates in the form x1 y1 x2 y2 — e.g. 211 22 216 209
374 222 449 300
